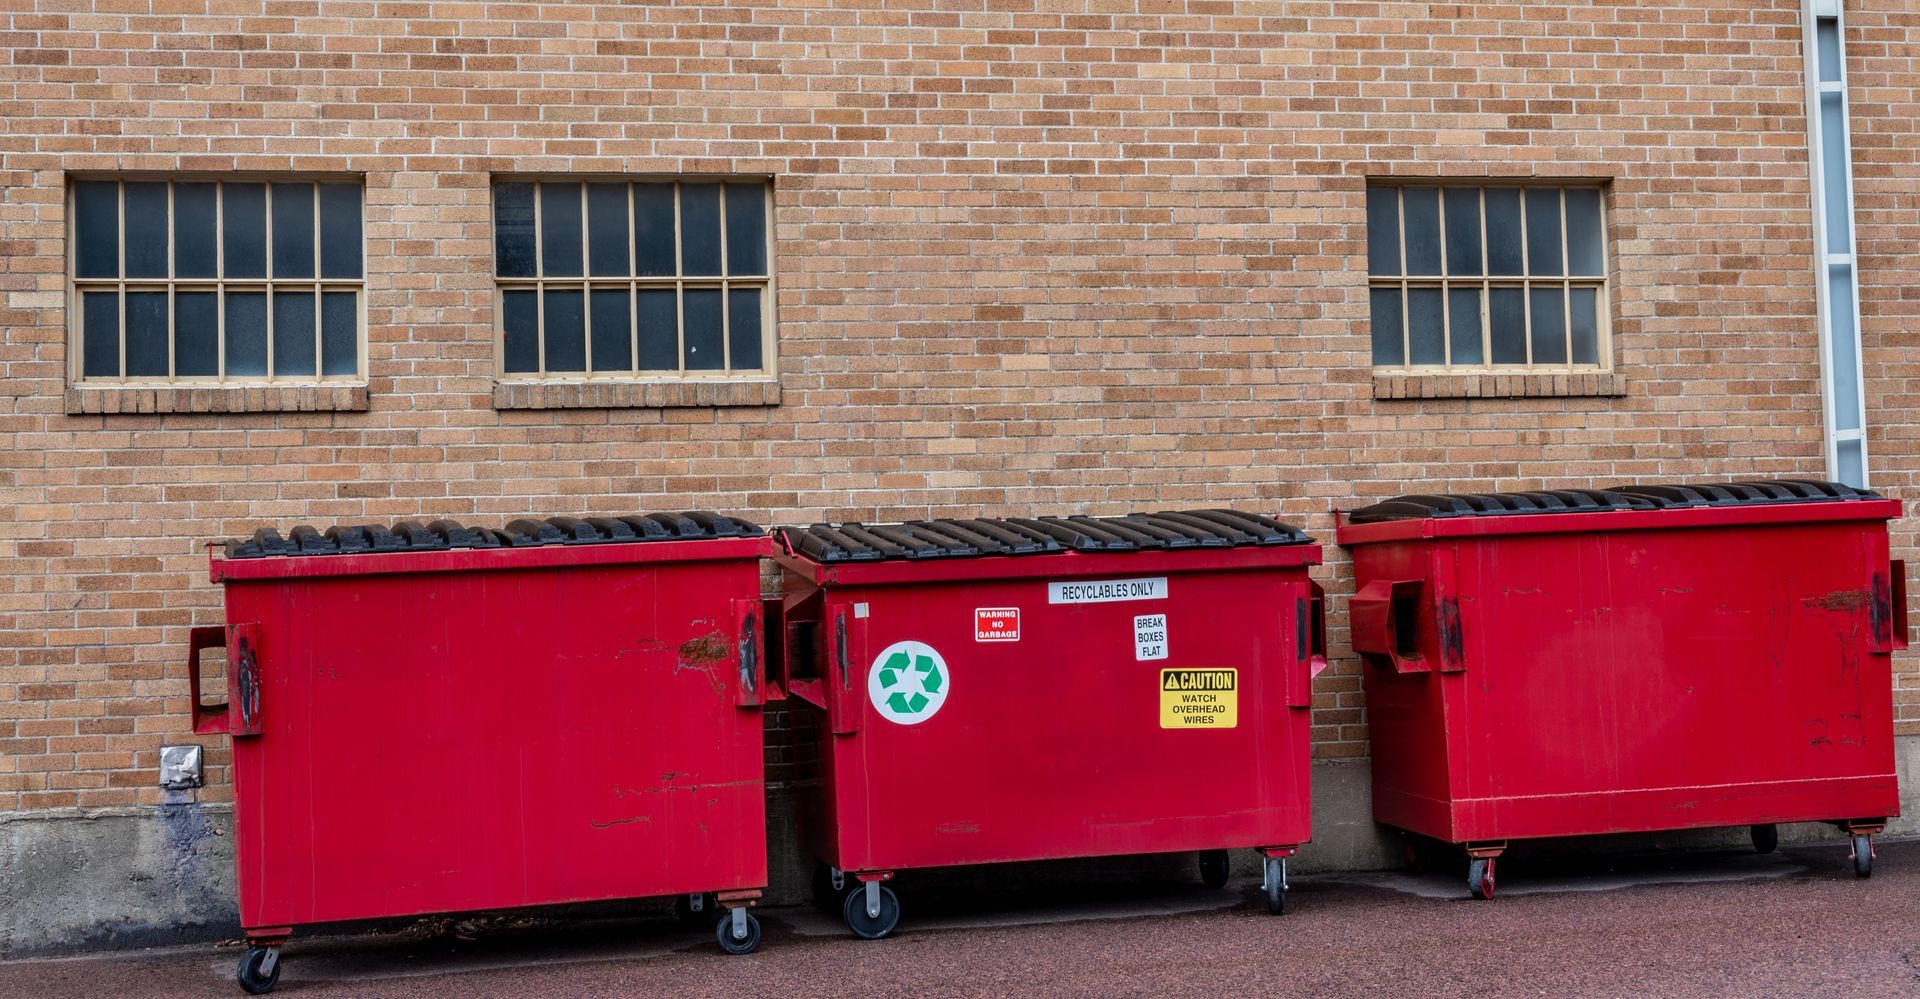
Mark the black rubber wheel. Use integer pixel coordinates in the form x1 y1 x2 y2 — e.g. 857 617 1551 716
713 911 762 956
1750 824 1778 855
1853 834 1873 878
1198 849 1231 889
674 892 719 929
236 948 280 995
842 883 902 940
1468 858 1496 901
810 863 845 913
1265 876 1286 915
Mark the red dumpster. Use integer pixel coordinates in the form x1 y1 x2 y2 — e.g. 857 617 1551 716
191 513 772 993
771 510 1325 936
1336 480 1906 899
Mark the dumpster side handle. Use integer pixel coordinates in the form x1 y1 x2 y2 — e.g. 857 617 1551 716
1875 559 1909 652
1894 560 1909 650
1350 579 1429 674
1308 580 1330 678
187 626 229 735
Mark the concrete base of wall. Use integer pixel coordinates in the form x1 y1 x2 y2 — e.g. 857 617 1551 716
5 737 1916 957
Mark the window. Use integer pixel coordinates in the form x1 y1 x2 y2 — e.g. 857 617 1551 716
493 179 774 379
1367 183 1608 371
69 178 364 383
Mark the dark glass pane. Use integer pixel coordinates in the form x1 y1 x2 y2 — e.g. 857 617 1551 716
725 183 767 276
1564 189 1604 276
590 288 632 371
319 183 362 279
1489 286 1526 363
1443 188 1481 276
225 292 268 376
587 183 630 277
223 183 267 278
1569 287 1599 365
540 183 583 277
174 291 218 376
1485 188 1523 275
501 289 538 373
1529 287 1567 364
543 288 585 372
680 183 722 276
1448 287 1483 365
1365 187 1400 276
494 182 536 279
74 181 119 279
634 183 676 276
82 291 119 378
682 288 723 369
1407 287 1445 365
271 183 315 278
637 288 677 370
1525 188 1562 276
173 182 218 278
272 291 316 376
1369 287 1403 366
728 287 763 371
321 291 357 376
1401 187 1441 275
124 182 168 278
125 291 168 376
1817 18 1841 83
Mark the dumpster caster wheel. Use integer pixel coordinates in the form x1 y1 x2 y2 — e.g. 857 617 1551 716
675 892 719 929
843 883 902 940
714 910 761 956
1262 856 1288 915
1751 824 1778 855
1468 858 1496 901
236 947 280 995
1198 849 1231 889
1851 834 1873 879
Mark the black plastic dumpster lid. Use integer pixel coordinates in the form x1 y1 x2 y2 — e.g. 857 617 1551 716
222 512 761 558
775 509 1311 563
1345 479 1878 524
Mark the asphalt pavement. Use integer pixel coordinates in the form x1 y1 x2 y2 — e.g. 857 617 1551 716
4 840 1917 998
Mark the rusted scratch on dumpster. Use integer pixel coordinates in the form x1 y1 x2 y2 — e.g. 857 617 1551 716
590 815 653 829
1806 588 1870 611
675 629 730 695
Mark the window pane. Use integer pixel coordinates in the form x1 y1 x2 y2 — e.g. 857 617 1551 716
590 288 632 372
225 292 268 376
319 183 362 279
174 182 218 278
1838 438 1864 487
501 289 538 373
321 291 357 376
1820 93 1851 254
74 181 119 279
543 288 585 372
1365 187 1400 276
1529 287 1566 364
1369 287 1403 366
124 182 168 278
1569 287 1599 365
637 288 677 370
271 183 315 278
634 183 676 276
1817 18 1841 83
175 291 218 376
1401 187 1441 275
1564 189 1604 276
1407 287 1444 365
728 287 763 371
126 291 168 376
82 291 119 377
725 183 767 276
1443 188 1481 276
586 183 630 277
682 288 723 369
540 183 583 277
1485 188 1523 275
494 182 536 279
1525 188 1562 276
1448 287 1483 365
1830 264 1859 431
273 291 316 376
1489 286 1526 363
223 183 267 278
680 183 722 276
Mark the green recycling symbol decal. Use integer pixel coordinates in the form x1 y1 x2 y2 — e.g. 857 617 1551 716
868 640 950 725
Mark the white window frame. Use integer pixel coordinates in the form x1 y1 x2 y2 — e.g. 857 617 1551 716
1802 0 1869 487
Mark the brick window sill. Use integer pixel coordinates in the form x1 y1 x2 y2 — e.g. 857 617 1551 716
1372 371 1627 400
65 383 371 415
492 379 782 410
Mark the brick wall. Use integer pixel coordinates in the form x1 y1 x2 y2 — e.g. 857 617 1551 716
1 0 1916 811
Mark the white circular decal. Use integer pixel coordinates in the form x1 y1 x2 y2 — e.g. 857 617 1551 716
868 640 950 725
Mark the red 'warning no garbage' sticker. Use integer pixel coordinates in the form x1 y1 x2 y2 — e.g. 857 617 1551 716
976 608 1019 642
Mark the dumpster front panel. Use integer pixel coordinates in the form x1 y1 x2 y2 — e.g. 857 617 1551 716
215 542 768 931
